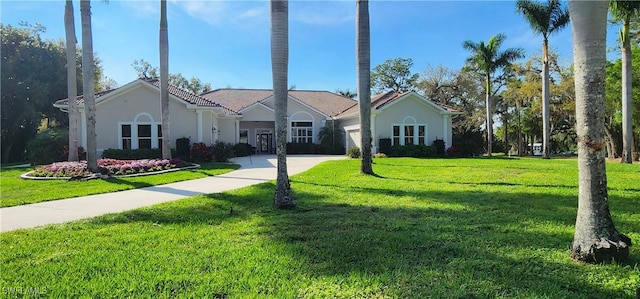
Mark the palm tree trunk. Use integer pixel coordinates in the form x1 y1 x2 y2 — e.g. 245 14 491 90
357 0 374 174
81 0 98 172
160 0 171 159
517 99 523 156
485 73 493 156
621 14 633 164
270 0 294 208
65 0 79 161
542 38 551 159
568 0 631 263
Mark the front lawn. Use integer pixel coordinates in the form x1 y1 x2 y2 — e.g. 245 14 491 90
0 162 239 207
1 158 638 297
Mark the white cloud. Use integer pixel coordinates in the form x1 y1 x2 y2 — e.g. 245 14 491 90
170 1 266 26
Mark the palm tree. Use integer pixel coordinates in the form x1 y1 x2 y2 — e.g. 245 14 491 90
610 0 640 164
357 0 374 174
462 34 524 156
80 0 98 172
270 0 294 208
516 0 570 159
159 0 171 159
65 0 79 161
568 0 631 263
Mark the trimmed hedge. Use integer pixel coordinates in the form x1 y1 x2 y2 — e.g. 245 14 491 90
287 142 325 154
26 128 69 165
389 144 436 158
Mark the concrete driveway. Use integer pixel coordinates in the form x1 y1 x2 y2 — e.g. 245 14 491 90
0 155 345 233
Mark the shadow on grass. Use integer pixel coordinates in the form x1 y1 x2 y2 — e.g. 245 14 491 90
88 176 638 297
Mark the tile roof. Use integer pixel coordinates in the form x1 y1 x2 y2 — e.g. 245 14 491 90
200 89 358 117
54 79 240 115
337 90 461 116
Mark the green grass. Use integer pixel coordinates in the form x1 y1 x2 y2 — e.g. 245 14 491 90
1 157 639 298
0 163 240 207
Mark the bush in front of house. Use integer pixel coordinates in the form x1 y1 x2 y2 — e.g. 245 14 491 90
211 141 236 162
286 142 325 154
432 139 446 157
233 143 253 157
389 144 436 158
190 142 212 162
27 128 69 165
102 148 163 160
175 137 191 161
378 138 392 155
347 146 361 158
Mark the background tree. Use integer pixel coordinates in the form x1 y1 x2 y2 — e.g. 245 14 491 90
270 0 294 208
357 0 374 175
81 0 98 172
370 57 419 94
132 59 212 94
463 34 524 156
516 0 570 159
159 0 171 159
336 89 357 99
610 0 640 163
568 0 631 263
65 0 79 161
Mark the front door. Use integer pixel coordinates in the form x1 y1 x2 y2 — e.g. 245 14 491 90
256 133 273 153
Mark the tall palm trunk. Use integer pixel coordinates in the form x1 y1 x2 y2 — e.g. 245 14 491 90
542 38 551 159
357 0 373 174
621 13 633 164
516 99 523 156
485 73 493 156
160 0 171 159
270 0 294 208
568 0 631 263
81 0 98 172
65 0 79 161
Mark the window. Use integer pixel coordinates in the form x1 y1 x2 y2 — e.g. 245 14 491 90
122 125 132 150
393 125 400 146
418 125 426 145
392 123 428 145
157 124 163 147
239 130 249 144
291 121 313 143
404 126 414 145
138 125 152 149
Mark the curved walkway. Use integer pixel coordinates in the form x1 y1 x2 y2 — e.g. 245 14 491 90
0 155 344 233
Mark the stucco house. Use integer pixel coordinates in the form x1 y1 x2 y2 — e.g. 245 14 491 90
54 79 459 156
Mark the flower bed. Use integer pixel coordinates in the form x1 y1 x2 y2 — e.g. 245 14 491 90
25 158 194 179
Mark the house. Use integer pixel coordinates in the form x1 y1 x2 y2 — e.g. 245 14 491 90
54 79 460 156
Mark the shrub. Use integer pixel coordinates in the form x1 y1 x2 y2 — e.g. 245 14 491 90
27 128 69 165
432 139 446 157
211 141 235 162
446 146 458 157
379 138 392 155
318 124 345 154
102 148 163 160
287 142 325 154
347 146 361 158
233 143 253 157
175 137 190 160
389 144 436 158
190 142 211 162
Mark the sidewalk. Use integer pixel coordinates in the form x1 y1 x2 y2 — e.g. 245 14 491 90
0 155 344 233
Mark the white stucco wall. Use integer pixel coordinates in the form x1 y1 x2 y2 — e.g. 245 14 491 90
373 95 447 148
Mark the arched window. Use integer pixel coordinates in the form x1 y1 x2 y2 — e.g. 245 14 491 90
392 116 427 146
119 113 162 149
290 111 314 143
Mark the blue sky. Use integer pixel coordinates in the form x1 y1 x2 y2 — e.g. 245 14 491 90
2 0 622 92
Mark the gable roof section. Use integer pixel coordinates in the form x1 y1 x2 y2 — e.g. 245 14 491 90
53 79 240 115
336 91 461 117
200 89 357 117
